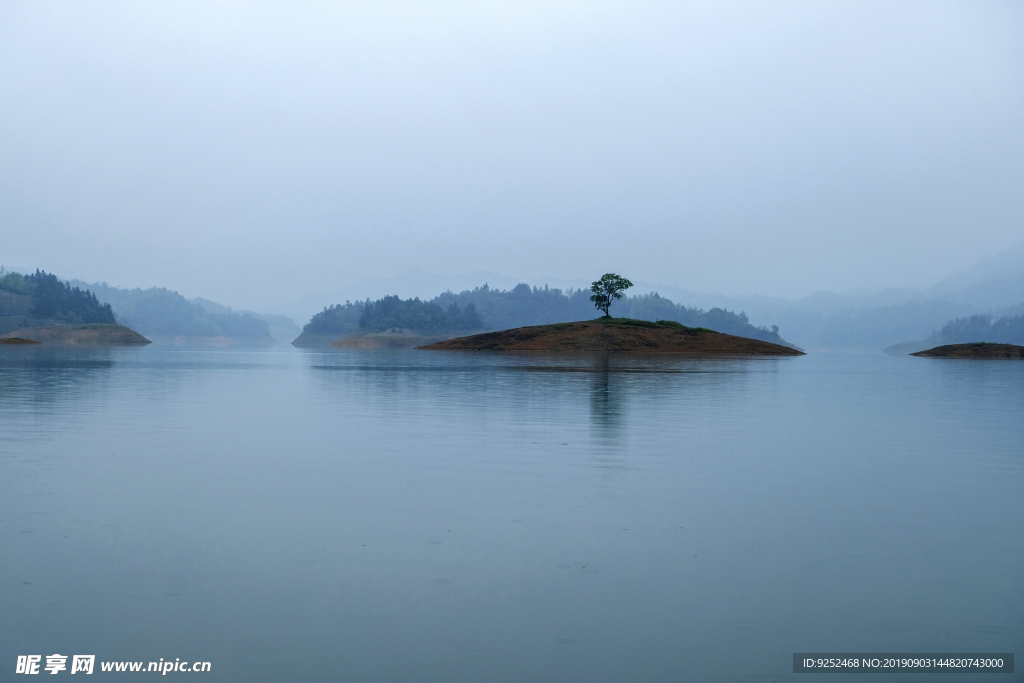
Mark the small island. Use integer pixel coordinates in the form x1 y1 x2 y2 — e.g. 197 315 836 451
420 318 803 355
294 273 795 349
421 275 802 355
911 343 1024 359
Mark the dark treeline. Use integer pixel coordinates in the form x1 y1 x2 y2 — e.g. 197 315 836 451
305 297 483 337
305 301 364 336
626 293 784 341
359 296 482 334
434 284 587 330
303 283 791 346
937 314 1024 345
0 270 116 325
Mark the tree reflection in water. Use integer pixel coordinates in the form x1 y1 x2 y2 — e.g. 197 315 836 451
589 354 622 438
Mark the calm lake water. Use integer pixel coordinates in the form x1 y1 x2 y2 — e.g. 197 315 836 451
1 346 1021 682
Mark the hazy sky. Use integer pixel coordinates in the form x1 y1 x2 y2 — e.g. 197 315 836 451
1 1 1022 311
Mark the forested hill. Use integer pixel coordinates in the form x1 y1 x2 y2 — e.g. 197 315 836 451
359 296 483 334
885 311 1024 355
79 282 275 343
191 297 300 344
302 296 483 339
298 284 793 347
934 313 1024 345
0 269 116 333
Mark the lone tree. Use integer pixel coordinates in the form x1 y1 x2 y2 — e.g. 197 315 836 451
590 273 633 317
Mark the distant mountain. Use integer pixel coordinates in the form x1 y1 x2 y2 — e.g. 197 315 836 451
766 299 979 350
885 313 1024 355
76 282 278 344
923 242 1024 309
190 298 300 344
642 243 1024 351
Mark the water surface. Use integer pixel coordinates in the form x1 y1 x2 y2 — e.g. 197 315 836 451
2 346 1021 681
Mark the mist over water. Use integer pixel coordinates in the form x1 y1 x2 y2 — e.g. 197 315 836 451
2 346 1021 681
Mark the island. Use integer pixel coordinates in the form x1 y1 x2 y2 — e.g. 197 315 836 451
419 319 805 355
911 343 1024 359
294 284 794 349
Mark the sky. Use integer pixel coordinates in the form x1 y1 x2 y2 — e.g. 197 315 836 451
1 1 1022 313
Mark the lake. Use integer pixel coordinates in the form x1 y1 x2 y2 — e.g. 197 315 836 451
1 346 1021 682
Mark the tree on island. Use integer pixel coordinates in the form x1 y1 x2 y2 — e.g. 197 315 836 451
589 273 633 317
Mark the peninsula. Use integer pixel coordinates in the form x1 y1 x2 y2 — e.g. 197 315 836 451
419 319 804 355
1 270 150 345
911 343 1024 359
0 324 151 346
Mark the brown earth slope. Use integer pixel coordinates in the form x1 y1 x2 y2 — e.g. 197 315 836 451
0 324 151 345
912 343 1024 358
420 319 803 355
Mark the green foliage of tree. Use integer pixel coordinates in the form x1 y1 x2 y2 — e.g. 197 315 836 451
433 284 596 330
590 273 634 317
305 296 486 337
13 270 117 324
358 295 483 335
304 301 365 336
0 269 35 295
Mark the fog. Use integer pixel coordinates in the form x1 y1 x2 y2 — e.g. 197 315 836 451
1 1 1022 313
